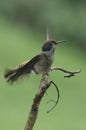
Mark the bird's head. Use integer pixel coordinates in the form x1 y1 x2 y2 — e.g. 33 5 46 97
42 40 66 52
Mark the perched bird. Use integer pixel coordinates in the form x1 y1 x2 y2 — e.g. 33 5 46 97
4 39 66 83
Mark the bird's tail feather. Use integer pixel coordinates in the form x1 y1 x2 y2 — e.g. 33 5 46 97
4 62 31 83
4 68 22 83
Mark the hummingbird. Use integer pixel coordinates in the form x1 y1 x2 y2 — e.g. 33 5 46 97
4 39 66 83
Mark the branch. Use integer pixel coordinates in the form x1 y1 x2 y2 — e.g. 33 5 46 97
24 74 50 130
24 67 81 130
51 67 81 78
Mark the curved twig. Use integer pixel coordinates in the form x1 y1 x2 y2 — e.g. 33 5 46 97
47 81 60 113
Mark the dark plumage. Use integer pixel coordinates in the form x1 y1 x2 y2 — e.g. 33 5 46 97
4 55 40 83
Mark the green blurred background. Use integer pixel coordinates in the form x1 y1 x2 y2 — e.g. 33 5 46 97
0 0 86 130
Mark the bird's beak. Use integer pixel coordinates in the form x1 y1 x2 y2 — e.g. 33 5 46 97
56 40 67 44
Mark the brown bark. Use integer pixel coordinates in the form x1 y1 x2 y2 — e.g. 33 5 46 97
24 74 50 130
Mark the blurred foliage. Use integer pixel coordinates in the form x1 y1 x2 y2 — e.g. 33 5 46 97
0 0 86 50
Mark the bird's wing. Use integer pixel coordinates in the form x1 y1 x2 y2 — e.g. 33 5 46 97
4 54 41 83
18 54 41 73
